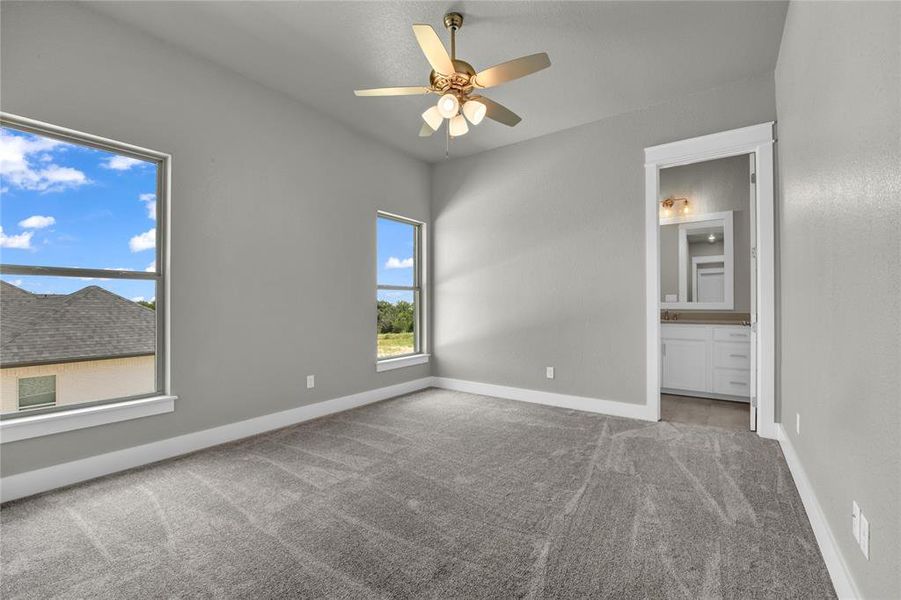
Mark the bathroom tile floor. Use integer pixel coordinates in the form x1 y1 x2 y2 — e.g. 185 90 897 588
661 393 750 430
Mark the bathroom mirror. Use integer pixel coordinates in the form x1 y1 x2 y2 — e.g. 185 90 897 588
660 211 734 309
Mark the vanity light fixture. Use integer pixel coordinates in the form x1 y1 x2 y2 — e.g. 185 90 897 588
708 233 717 243
660 197 690 218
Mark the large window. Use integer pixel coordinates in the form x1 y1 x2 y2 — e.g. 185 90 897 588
0 115 168 418
376 213 425 365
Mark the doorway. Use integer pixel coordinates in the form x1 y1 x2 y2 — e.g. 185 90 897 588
644 123 776 438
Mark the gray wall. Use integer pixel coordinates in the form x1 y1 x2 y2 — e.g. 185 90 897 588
775 2 900 598
0 2 430 477
431 73 776 403
659 155 752 311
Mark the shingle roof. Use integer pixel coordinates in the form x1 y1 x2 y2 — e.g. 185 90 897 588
0 281 155 368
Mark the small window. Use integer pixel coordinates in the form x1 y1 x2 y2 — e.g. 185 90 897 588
377 213 423 360
18 375 56 410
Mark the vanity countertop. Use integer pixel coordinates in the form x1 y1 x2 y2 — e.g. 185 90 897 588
661 320 749 326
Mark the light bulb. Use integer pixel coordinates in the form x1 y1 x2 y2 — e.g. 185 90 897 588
449 114 469 137
462 100 486 125
422 106 443 131
437 93 460 119
708 233 716 243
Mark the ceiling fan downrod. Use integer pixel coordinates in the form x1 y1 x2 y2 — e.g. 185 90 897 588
444 12 463 60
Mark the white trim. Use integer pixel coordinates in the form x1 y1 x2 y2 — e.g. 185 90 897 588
776 425 861 599
431 377 657 422
645 123 774 166
376 353 430 372
0 378 431 502
644 122 776 438
1 395 176 444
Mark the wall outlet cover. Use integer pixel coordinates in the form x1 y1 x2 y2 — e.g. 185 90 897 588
546 367 555 379
306 375 315 389
859 513 869 559
852 501 860 542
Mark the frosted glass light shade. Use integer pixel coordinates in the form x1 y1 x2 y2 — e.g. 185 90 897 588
462 100 486 125
422 106 443 131
437 93 460 119
449 114 469 137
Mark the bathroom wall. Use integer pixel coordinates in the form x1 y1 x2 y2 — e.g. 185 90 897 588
659 154 752 311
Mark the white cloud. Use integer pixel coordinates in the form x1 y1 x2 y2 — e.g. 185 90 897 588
0 130 88 192
8 279 23 287
0 227 33 249
18 215 56 229
385 256 414 269
145 260 156 272
103 155 145 170
129 228 156 252
139 193 156 220
131 296 145 303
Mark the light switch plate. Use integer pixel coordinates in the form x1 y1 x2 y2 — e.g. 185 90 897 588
859 513 869 559
546 367 555 379
852 501 860 542
796 413 800 435
306 375 315 389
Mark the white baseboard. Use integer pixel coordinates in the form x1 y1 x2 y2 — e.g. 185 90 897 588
0 377 432 503
431 377 657 422
776 424 861 599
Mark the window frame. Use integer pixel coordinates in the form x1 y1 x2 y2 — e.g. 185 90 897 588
0 112 175 438
17 375 57 411
376 211 428 369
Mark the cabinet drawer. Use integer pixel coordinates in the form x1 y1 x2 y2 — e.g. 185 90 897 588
714 342 751 369
661 324 709 341
713 327 750 342
713 368 750 396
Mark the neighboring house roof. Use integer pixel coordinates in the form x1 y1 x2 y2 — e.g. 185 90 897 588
0 281 155 368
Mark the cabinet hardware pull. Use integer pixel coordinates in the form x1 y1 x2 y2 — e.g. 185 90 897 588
729 381 747 386
729 333 745 337
729 354 747 358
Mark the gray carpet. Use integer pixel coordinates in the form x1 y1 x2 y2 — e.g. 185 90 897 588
1 388 835 599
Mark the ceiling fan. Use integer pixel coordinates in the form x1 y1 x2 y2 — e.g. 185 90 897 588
354 12 551 143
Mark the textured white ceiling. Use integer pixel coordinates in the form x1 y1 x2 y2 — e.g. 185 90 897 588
86 1 787 163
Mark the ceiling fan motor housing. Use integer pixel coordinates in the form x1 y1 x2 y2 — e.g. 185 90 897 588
429 59 476 96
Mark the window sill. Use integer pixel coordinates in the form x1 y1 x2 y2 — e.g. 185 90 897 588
376 354 430 372
0 395 176 443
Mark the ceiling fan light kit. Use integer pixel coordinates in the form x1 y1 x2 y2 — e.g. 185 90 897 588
354 11 551 150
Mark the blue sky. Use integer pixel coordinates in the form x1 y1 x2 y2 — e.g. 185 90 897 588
0 126 158 302
377 216 416 304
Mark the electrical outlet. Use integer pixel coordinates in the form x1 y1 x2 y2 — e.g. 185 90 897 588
306 375 315 389
852 501 860 542
546 367 555 380
859 513 870 559
796 413 800 435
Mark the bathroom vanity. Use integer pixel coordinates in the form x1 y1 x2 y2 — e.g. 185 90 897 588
660 323 751 401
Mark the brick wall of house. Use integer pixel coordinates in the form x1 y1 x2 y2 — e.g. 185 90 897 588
0 355 156 413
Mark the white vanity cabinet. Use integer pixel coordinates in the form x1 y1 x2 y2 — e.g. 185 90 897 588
661 323 751 401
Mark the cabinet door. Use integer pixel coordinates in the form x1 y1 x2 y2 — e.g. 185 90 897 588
661 339 707 392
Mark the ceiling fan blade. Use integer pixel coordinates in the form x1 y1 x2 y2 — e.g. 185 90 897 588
472 53 551 89
354 86 431 97
475 96 522 127
412 24 455 76
419 123 437 137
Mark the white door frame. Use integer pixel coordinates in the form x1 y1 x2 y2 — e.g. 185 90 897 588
644 123 776 439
